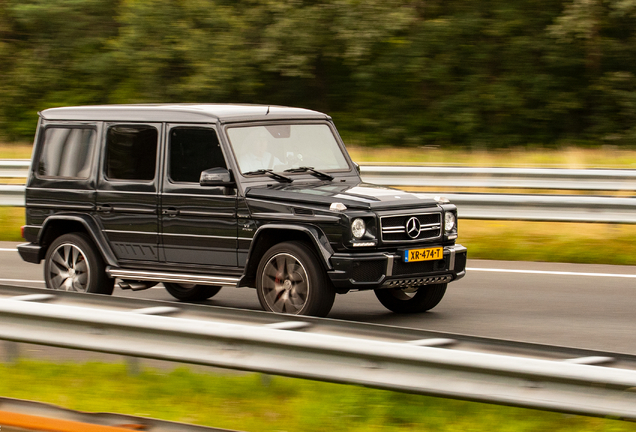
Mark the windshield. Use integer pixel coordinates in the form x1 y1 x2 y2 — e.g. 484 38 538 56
227 124 350 175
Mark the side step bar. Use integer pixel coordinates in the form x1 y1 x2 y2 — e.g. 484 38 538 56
106 267 240 287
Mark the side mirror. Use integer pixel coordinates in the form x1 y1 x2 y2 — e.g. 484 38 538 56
200 167 235 187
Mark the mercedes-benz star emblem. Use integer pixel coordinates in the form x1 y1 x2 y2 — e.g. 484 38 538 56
405 217 421 239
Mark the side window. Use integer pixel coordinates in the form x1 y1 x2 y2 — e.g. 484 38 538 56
37 127 95 179
169 127 226 183
105 125 158 181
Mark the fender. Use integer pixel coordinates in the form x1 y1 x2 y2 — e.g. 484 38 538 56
238 223 335 288
38 214 118 267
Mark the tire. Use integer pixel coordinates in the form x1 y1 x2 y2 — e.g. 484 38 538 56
374 283 447 314
44 233 114 295
256 241 335 317
163 283 222 301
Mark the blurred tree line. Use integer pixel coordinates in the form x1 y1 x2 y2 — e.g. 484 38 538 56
2 0 636 147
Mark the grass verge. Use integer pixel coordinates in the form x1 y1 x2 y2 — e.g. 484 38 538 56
0 207 24 241
1 359 635 432
459 220 636 265
0 142 32 159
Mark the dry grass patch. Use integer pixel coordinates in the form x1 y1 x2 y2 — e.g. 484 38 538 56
348 146 636 168
0 142 33 159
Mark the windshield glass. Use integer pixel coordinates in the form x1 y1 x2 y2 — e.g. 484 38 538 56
227 124 350 174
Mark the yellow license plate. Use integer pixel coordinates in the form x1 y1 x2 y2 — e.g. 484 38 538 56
404 247 443 262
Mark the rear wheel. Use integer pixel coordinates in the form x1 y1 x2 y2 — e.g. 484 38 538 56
163 283 222 301
256 241 334 317
374 283 447 313
44 233 114 295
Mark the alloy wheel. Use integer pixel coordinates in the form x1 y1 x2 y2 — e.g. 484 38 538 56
260 252 309 314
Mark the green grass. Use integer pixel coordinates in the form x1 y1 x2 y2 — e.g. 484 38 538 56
0 207 24 241
460 220 636 265
1 359 634 432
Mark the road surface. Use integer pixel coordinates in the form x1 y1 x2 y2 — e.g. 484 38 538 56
1 241 634 354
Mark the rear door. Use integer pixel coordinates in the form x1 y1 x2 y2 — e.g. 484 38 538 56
94 123 161 264
160 125 238 267
27 122 99 228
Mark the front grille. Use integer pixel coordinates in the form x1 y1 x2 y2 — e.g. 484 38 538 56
380 212 441 242
350 259 385 283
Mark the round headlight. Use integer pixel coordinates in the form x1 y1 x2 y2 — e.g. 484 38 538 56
351 218 366 239
444 212 456 232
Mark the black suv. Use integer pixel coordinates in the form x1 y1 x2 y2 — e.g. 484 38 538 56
18 104 466 316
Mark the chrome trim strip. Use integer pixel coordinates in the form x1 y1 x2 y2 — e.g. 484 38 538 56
450 248 456 271
162 232 238 240
104 230 159 236
111 207 156 214
178 210 237 217
96 190 157 195
106 267 240 287
26 187 94 193
27 203 94 210
385 254 395 277
162 193 236 199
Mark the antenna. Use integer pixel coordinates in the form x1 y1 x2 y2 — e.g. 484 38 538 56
266 106 270 115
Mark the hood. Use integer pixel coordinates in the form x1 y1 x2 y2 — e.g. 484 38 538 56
245 182 439 210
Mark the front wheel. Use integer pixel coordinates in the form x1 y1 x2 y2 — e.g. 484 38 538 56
163 283 222 301
374 283 447 314
44 233 114 294
256 242 335 317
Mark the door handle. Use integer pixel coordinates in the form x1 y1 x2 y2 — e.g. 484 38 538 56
96 204 112 213
163 208 179 216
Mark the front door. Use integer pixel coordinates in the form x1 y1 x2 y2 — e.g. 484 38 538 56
160 125 238 268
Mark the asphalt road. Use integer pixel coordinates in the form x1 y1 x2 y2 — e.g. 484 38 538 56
1 241 635 354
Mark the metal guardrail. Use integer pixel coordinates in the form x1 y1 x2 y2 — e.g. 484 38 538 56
0 285 635 422
2 160 636 223
0 160 28 178
0 185 27 206
361 165 636 191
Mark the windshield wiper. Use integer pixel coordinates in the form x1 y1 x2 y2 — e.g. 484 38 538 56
243 169 293 183
284 166 334 181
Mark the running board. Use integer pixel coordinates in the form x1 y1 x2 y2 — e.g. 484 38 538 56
106 267 240 287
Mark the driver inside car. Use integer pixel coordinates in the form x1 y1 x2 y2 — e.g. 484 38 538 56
238 131 282 172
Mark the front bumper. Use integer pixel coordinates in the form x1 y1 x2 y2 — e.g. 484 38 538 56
328 244 467 291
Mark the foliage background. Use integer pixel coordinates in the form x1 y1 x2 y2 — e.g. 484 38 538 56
2 0 636 148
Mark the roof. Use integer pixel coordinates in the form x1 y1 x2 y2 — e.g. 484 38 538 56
39 104 329 123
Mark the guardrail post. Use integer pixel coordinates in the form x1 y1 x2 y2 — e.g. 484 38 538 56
4 341 20 363
125 356 141 376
